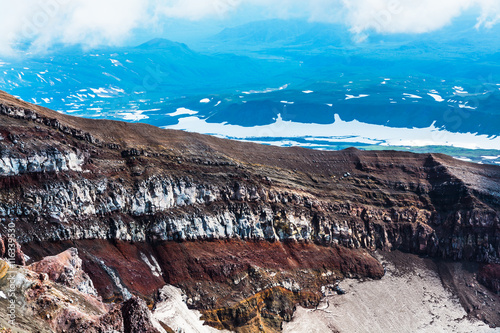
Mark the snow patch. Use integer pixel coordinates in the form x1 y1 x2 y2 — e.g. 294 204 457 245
167 108 198 117
428 93 444 102
403 93 422 99
163 114 500 150
242 84 288 95
345 94 369 100
118 110 149 121
453 86 469 95
458 104 477 110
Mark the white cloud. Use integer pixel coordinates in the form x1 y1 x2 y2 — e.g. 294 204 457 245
475 0 500 28
0 0 499 56
340 0 500 35
0 0 148 55
156 0 241 20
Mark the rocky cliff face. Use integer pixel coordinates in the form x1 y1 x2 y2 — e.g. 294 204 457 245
0 89 500 331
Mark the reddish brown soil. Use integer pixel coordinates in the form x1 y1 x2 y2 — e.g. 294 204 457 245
22 239 383 306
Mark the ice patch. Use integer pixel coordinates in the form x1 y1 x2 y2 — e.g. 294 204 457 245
458 104 477 110
90 87 123 98
345 94 369 100
163 114 500 150
36 74 47 83
428 93 444 102
280 101 294 104
200 98 210 103
302 90 314 94
110 87 125 93
168 108 198 117
242 84 288 95
453 86 469 95
118 111 149 121
102 72 122 81
110 59 123 67
403 93 422 99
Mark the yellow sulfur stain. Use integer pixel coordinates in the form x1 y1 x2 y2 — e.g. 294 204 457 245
0 260 9 280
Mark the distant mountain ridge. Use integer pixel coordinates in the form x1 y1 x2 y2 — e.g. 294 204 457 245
0 19 499 165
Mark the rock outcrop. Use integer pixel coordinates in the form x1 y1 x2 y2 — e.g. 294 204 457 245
0 256 170 333
478 264 500 293
122 297 161 333
29 248 98 297
0 234 25 265
0 89 499 331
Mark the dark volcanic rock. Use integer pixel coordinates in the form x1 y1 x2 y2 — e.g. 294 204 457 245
478 264 500 293
122 297 160 333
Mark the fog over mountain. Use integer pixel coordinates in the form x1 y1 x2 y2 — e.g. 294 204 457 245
1 11 499 163
1 0 500 55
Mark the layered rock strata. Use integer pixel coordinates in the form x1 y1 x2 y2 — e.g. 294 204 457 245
0 89 499 331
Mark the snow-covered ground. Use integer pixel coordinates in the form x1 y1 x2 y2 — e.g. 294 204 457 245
164 113 500 150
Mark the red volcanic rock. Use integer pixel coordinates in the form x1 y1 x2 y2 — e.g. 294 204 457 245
22 240 168 303
155 239 384 285
29 247 98 296
0 234 25 265
23 239 383 314
153 239 384 310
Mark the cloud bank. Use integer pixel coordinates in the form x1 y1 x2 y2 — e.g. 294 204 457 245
0 0 498 55
343 0 500 35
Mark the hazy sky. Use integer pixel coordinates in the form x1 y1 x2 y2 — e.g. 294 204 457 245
0 0 499 55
